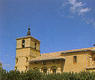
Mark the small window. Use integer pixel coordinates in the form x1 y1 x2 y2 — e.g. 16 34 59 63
22 40 25 48
25 66 28 71
93 57 95 61
73 56 77 63
43 69 47 73
16 58 18 64
26 57 28 62
52 69 56 74
42 67 47 73
42 61 46 65
51 66 57 74
35 42 37 49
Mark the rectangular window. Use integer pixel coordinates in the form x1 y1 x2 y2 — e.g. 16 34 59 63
35 42 37 49
73 56 77 64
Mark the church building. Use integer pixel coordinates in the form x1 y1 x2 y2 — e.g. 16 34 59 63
15 28 95 73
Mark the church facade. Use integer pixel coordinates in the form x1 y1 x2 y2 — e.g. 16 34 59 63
15 28 95 73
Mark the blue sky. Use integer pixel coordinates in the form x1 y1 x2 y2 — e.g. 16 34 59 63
0 0 95 71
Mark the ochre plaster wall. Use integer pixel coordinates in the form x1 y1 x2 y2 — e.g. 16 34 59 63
63 51 90 72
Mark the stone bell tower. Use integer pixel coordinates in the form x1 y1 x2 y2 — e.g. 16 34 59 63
15 27 40 72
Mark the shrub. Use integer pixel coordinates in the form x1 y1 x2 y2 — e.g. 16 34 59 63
1 69 95 80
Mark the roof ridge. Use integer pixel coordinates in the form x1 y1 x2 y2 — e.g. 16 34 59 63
41 47 95 55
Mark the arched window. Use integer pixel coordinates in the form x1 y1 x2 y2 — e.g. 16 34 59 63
22 40 25 48
42 67 47 74
51 66 57 74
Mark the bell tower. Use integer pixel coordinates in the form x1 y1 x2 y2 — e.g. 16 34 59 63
15 28 40 72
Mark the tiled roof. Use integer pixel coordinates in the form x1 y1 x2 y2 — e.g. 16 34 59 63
61 47 95 54
30 47 95 62
30 52 65 62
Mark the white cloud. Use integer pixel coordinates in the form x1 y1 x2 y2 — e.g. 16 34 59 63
3 64 13 68
79 8 91 15
69 0 83 12
61 0 95 26
68 0 91 15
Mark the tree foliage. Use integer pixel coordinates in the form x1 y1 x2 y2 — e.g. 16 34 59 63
0 69 95 80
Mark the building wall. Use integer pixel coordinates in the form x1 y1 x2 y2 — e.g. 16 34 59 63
29 51 91 73
29 60 65 73
63 51 90 72
16 48 30 72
